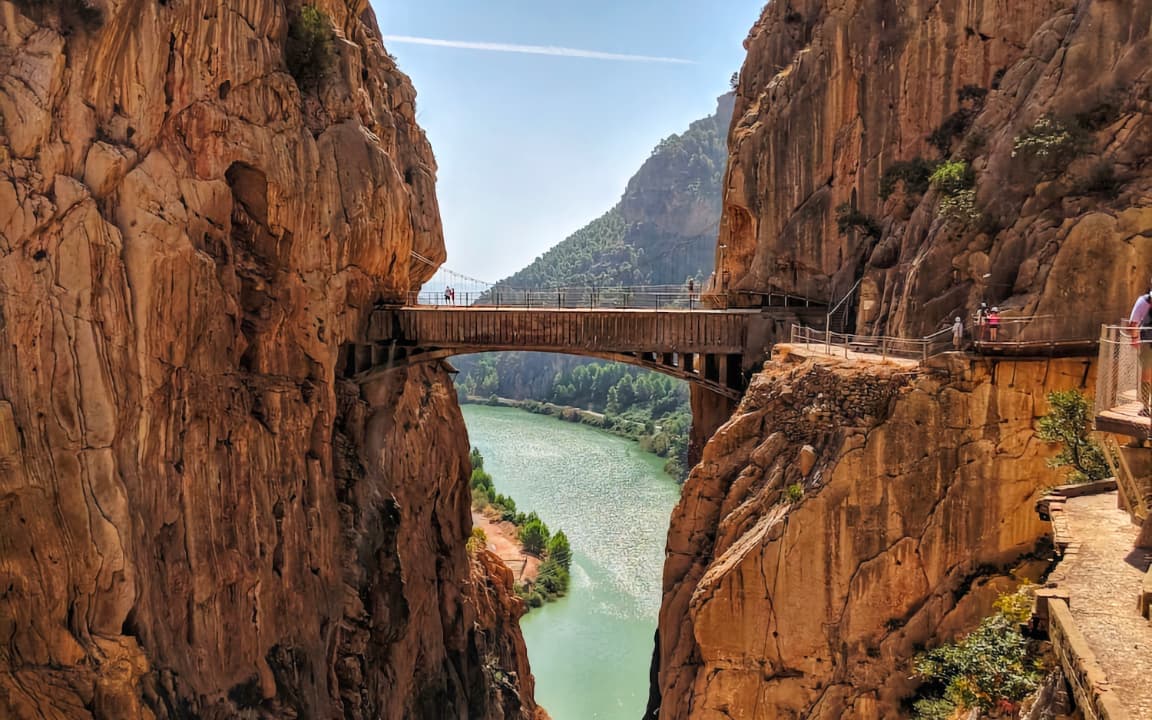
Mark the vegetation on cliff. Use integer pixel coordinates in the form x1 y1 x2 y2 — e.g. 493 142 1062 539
1038 390 1110 484
911 589 1043 719
469 448 573 609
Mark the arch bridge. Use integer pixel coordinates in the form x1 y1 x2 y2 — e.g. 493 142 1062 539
342 303 824 400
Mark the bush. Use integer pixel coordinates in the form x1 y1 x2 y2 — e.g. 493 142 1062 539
835 203 881 238
286 6 335 88
928 108 977 156
913 597 1042 713
466 527 488 555
880 158 935 199
911 697 957 720
785 483 804 503
470 447 484 469
938 189 980 225
1037 389 1110 483
547 531 572 570
470 487 489 510
1012 115 1089 176
929 160 974 196
536 558 570 597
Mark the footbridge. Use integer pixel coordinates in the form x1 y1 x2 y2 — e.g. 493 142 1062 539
342 291 825 399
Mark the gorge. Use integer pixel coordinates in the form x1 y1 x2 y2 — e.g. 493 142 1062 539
2 1 1151 720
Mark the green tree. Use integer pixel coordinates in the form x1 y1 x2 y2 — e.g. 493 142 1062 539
519 518 550 556
1037 389 1110 483
546 531 572 570
285 6 334 87
469 447 484 469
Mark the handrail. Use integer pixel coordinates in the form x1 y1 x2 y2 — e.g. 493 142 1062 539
826 278 863 334
790 323 951 362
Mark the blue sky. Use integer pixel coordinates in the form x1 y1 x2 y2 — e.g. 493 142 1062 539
370 0 766 282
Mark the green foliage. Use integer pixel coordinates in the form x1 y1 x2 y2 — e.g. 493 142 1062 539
536 557 570 597
835 203 881 238
938 189 980 225
286 6 334 88
929 161 974 196
913 589 1043 714
928 85 988 156
785 483 804 504
911 697 957 720
880 158 935 200
470 487 489 510
470 446 484 469
519 518 551 556
466 527 488 555
547 531 572 570
13 0 103 30
1037 390 1110 483
729 71 739 90
1012 115 1090 176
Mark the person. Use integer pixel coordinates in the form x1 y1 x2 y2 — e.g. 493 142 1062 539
987 307 1001 341
449 287 456 305
444 287 451 305
975 302 989 341
1129 281 1152 414
952 316 964 350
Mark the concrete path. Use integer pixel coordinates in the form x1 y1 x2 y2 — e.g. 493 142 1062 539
1050 492 1152 718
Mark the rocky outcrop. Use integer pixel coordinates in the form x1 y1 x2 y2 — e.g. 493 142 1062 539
0 1 536 718
720 0 1152 337
649 352 1090 719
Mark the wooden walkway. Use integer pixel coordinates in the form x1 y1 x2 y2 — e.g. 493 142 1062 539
342 305 824 399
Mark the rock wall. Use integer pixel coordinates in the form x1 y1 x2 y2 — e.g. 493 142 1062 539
720 0 1152 337
0 1 538 718
649 353 1092 719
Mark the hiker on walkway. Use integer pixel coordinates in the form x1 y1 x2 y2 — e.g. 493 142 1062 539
975 302 989 341
450 287 457 305
687 278 696 307
1128 282 1152 412
987 307 1001 341
444 287 451 305
952 317 964 350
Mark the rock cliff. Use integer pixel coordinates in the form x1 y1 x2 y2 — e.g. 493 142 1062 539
719 0 1152 337
0 1 537 718
651 352 1091 719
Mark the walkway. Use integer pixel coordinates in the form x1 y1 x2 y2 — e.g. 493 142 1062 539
1049 492 1152 719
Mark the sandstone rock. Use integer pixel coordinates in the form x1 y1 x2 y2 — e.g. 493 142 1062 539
797 444 817 476
650 355 1091 719
0 3 536 719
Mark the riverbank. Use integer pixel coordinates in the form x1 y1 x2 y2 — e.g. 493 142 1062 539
473 509 540 584
461 394 688 478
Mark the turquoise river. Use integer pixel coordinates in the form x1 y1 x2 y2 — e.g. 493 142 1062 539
462 404 682 720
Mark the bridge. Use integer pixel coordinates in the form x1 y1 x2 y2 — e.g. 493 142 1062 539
342 292 825 399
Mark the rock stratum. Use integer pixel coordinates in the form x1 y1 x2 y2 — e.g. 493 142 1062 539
719 0 1152 337
654 353 1090 719
0 2 539 718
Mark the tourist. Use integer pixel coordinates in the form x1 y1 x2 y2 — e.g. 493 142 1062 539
987 307 1001 341
687 278 696 307
450 287 456 305
952 317 964 350
975 302 989 341
1128 282 1152 414
444 287 451 305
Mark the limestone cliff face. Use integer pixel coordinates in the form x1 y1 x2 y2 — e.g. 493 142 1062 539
721 0 1152 336
650 353 1090 719
0 2 537 718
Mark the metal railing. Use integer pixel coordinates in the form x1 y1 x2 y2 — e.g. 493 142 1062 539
789 324 953 362
970 312 1117 352
407 285 820 311
1095 325 1150 428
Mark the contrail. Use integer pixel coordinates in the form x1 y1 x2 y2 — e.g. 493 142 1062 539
381 34 695 65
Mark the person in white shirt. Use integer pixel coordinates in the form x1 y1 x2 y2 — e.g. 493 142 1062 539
1129 282 1152 414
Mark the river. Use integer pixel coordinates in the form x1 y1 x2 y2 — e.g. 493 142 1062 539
462 404 682 720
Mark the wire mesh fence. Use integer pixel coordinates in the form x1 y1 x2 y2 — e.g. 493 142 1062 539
1095 325 1151 437
789 324 952 362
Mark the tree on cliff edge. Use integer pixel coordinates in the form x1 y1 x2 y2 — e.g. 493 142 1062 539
1037 390 1110 484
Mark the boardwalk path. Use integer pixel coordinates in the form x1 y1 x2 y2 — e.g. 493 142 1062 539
1050 493 1152 718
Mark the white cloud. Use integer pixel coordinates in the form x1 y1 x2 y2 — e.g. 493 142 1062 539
381 34 694 65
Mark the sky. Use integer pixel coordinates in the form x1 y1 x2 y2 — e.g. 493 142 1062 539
369 0 766 283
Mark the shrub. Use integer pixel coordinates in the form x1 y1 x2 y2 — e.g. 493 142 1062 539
470 447 484 469
286 6 335 88
835 203 881 238
957 84 989 105
1037 389 1110 483
929 160 974 196
13 0 103 30
913 608 1042 714
880 158 935 199
928 108 977 156
911 697 957 720
536 558 570 597
785 483 804 503
1012 115 1089 175
466 526 488 555
547 530 572 570
470 487 489 510
938 189 980 225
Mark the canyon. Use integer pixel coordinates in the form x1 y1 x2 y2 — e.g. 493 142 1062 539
2 0 1150 719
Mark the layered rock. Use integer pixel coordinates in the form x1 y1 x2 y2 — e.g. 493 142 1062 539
720 0 1152 337
0 1 536 718
649 352 1091 719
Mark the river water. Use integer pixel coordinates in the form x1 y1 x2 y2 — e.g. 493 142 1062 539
462 404 682 720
